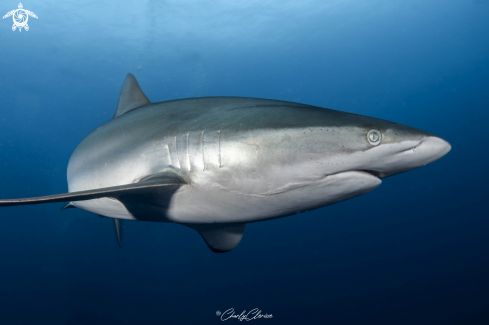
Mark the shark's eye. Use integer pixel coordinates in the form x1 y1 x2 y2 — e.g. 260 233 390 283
367 129 382 146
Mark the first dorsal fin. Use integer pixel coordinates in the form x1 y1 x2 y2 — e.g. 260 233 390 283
114 73 151 118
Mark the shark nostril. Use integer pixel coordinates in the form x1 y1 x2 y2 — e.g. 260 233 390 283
412 138 427 153
403 139 425 153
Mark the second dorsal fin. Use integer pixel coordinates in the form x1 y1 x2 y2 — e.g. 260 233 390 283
114 73 151 118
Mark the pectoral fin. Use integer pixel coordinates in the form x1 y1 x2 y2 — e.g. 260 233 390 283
0 173 185 207
187 223 246 253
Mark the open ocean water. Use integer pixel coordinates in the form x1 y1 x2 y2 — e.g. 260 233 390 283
0 0 488 324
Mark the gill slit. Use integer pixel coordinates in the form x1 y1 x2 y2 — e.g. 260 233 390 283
187 132 191 172
175 136 180 168
218 129 221 168
165 144 171 167
201 130 205 171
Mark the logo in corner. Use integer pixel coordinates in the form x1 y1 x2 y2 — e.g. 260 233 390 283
3 3 37 32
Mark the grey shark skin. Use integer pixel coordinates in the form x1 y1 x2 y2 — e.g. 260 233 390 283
0 74 451 253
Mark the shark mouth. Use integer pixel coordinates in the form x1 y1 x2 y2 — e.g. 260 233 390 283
361 170 384 178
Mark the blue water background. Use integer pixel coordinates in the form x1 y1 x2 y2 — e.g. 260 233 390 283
0 0 488 324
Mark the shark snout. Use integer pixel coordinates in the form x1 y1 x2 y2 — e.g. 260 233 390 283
361 135 451 178
412 136 451 166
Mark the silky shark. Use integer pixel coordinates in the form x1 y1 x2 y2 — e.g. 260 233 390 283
0 74 451 252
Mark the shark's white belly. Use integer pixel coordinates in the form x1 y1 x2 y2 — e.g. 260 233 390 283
73 170 381 224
